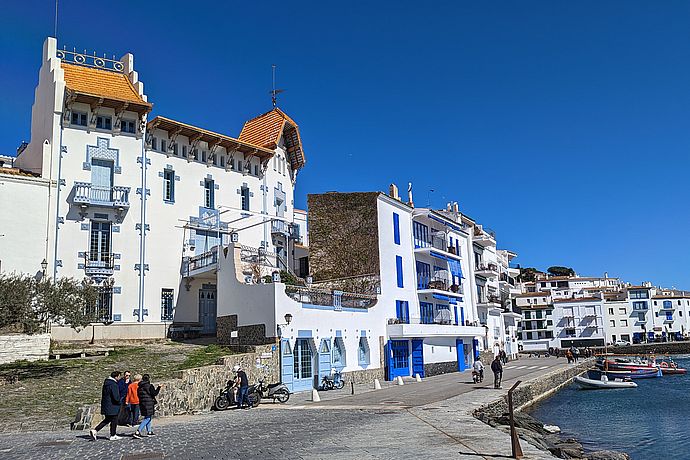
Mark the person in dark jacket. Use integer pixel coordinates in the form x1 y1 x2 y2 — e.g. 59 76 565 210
117 370 131 405
133 374 161 438
491 356 503 389
90 371 122 441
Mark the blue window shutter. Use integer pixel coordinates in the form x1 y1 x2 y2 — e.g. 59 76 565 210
454 306 459 325
396 256 404 288
393 213 400 245
460 307 465 325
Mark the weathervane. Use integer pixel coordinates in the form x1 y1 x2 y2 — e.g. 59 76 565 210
270 64 285 108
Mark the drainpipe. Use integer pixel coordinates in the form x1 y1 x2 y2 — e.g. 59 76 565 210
52 115 65 283
137 127 148 322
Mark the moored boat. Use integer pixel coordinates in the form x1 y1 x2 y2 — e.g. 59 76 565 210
658 358 687 375
575 374 638 390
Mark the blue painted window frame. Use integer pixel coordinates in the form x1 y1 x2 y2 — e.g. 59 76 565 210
413 221 429 248
163 169 175 202
396 300 409 324
416 261 431 289
393 212 400 245
358 337 370 365
420 302 434 324
396 256 404 288
663 300 672 309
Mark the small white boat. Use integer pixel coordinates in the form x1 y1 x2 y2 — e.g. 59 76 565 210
574 374 638 389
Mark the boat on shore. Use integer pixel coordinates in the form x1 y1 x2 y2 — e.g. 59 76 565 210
575 374 637 390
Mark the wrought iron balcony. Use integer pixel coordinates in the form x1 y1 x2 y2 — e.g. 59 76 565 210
73 182 130 208
416 274 463 294
83 252 115 276
183 247 218 276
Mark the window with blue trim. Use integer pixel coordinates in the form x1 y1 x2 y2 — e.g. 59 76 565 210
393 212 400 245
413 221 429 248
163 169 175 202
632 301 648 311
420 302 434 324
416 261 431 289
663 300 672 309
71 111 87 126
665 311 673 321
396 300 409 324
332 337 345 367
396 256 404 288
204 178 214 208
358 337 370 365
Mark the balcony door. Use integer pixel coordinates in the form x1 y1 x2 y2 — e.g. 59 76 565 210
89 221 112 266
91 158 114 203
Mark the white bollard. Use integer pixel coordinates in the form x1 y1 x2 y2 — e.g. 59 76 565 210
415 373 422 382
311 389 321 402
396 376 405 385
373 378 382 390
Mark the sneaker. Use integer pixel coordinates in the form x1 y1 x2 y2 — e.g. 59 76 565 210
147 432 156 436
133 431 142 439
109 435 122 441
89 429 97 441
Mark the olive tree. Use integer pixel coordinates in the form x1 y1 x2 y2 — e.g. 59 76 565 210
0 274 99 334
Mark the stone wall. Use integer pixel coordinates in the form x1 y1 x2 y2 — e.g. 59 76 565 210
216 315 275 346
0 334 50 364
594 342 690 356
343 367 384 385
475 360 591 420
73 344 280 430
424 360 457 377
307 192 381 282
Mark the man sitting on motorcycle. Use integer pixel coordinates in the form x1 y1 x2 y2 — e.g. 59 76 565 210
472 357 484 382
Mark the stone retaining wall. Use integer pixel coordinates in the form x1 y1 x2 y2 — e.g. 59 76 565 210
424 360 456 377
0 334 50 364
73 344 280 430
599 342 690 356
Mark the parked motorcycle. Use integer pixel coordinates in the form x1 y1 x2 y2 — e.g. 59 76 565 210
320 370 345 391
214 380 260 410
255 378 290 403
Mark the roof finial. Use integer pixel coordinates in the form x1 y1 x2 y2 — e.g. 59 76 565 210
270 64 285 108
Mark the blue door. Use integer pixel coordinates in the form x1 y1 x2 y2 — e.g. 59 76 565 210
198 286 217 334
411 339 424 377
281 339 294 392
456 339 466 371
318 338 332 384
472 338 480 360
387 340 410 380
292 339 314 392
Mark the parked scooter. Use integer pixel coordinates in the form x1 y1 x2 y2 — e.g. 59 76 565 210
320 369 345 391
255 378 290 403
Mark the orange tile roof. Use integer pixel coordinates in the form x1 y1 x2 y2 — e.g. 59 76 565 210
239 108 305 170
61 63 150 106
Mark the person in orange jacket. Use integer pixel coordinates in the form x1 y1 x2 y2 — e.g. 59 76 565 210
126 374 142 427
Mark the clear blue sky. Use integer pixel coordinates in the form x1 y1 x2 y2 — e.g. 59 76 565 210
1 1 689 288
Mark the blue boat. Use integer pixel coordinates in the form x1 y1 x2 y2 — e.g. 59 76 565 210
592 366 661 379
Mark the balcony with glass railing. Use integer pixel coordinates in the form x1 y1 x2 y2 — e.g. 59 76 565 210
414 234 462 260
73 182 130 208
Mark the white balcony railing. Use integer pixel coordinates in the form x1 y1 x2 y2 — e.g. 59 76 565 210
73 182 130 208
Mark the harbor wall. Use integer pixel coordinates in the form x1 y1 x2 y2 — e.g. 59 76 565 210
475 359 591 418
595 342 690 356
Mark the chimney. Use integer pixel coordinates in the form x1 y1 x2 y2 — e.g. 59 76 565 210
604 272 608 279
453 202 459 213
407 182 414 207
446 202 451 211
389 183 400 201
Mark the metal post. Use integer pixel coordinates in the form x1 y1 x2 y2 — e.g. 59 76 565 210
351 381 355 395
508 380 523 459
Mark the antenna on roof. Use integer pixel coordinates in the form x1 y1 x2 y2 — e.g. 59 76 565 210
54 0 59 39
270 64 285 108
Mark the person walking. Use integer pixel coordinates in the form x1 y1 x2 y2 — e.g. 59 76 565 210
234 365 251 409
573 348 580 363
491 355 503 389
126 374 141 427
90 371 122 441
116 370 131 426
133 374 162 439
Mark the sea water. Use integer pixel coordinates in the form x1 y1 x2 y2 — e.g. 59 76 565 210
528 356 690 460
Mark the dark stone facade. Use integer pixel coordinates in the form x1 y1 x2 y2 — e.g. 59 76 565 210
307 192 381 283
424 360 458 377
217 314 275 346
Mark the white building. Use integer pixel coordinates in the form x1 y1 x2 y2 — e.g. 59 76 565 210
7 37 305 340
552 296 605 348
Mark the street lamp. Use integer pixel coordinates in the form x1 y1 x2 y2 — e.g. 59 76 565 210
276 313 293 385
277 313 293 337
40 259 48 278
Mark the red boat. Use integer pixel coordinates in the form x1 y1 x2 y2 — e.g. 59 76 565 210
659 360 687 375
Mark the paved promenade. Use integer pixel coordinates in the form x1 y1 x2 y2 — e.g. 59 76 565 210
0 357 574 460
